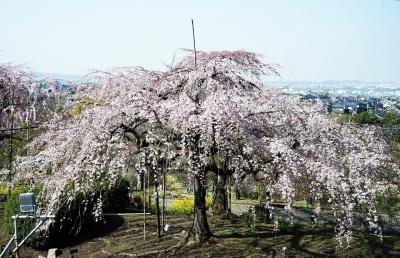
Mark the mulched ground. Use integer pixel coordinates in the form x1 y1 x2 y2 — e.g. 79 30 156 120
1 209 400 257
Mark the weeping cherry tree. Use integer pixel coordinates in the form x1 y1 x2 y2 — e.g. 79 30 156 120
16 50 399 247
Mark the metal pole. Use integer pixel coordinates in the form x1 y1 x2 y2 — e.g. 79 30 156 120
155 181 161 238
8 86 15 196
143 171 146 242
228 176 232 214
0 214 54 257
162 171 166 231
191 19 197 70
13 216 19 258
147 169 151 213
26 119 30 156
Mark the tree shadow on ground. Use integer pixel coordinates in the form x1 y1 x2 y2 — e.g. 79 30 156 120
213 221 400 258
52 214 124 249
213 221 336 257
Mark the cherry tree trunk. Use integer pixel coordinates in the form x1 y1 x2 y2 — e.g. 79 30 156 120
211 174 227 214
192 173 211 242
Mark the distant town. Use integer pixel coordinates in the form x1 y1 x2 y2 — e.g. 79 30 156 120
266 80 400 117
41 77 400 118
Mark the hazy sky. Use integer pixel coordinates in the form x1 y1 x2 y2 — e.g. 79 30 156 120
1 0 399 81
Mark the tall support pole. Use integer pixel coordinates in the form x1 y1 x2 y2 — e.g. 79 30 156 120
191 19 197 70
8 86 15 196
162 170 166 231
155 180 161 238
147 169 151 213
26 92 31 154
191 19 197 219
143 171 146 242
26 119 30 155
13 216 19 258
228 176 232 214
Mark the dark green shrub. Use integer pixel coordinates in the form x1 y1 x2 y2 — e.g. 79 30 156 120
32 191 100 249
382 111 400 127
291 221 303 234
32 177 130 249
242 211 256 231
276 219 303 234
103 177 130 212
376 191 400 220
132 195 143 209
353 111 380 125
277 219 290 233
254 204 272 223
